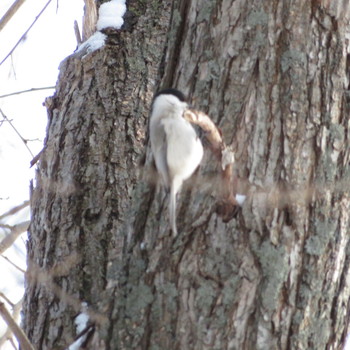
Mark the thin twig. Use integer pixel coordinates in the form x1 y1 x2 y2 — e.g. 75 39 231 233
30 150 43 168
0 0 27 32
1 256 26 274
0 108 34 157
0 86 55 99
0 293 14 307
0 301 35 350
0 200 29 221
0 0 53 67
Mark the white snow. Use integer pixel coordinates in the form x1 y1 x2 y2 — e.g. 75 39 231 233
67 302 89 350
74 303 89 334
77 31 107 54
68 338 84 350
235 194 246 206
97 0 126 30
77 0 126 55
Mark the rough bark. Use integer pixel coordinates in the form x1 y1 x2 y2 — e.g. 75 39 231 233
23 1 350 350
23 1 173 348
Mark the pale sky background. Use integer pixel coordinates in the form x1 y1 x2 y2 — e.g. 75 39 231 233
0 0 84 348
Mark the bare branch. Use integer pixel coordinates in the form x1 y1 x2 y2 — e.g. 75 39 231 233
0 0 27 32
0 301 35 350
0 200 29 221
0 86 55 99
9 338 18 350
0 293 15 307
0 221 30 255
0 108 34 157
30 149 43 168
0 298 22 348
1 256 26 274
0 0 53 67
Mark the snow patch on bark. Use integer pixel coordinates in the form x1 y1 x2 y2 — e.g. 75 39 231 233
97 0 126 30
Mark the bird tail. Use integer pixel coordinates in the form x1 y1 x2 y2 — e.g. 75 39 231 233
169 179 181 236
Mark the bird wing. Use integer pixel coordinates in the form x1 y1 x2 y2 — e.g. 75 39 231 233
150 121 170 188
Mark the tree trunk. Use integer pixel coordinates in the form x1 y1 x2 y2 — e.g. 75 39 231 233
23 1 350 349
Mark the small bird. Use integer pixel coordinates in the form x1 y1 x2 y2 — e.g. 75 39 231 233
149 88 204 236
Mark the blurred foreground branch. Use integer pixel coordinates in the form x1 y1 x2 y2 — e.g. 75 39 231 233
0 200 29 221
0 299 34 350
0 221 30 254
0 297 22 348
27 254 108 326
0 0 27 32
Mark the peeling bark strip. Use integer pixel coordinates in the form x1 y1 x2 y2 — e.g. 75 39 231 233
23 0 350 350
184 110 224 156
82 0 97 41
184 109 238 220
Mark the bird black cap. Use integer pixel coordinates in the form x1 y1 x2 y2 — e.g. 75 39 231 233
154 88 186 102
